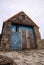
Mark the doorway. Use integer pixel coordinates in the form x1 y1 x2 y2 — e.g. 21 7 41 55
11 24 36 50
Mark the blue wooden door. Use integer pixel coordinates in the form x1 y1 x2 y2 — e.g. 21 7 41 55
10 25 22 50
19 26 36 49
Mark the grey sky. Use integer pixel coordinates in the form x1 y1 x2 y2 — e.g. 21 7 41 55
0 0 44 39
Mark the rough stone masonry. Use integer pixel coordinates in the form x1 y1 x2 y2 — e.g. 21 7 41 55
0 11 44 51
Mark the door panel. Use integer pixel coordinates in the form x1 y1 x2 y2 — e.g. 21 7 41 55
11 25 16 32
19 26 36 49
26 31 31 49
21 30 27 49
11 32 22 50
19 26 27 49
27 27 36 49
11 25 22 50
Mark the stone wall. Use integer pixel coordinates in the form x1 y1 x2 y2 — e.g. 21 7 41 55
1 22 42 51
0 34 1 46
1 22 11 51
1 21 44 51
39 39 44 49
0 34 2 50
34 26 41 49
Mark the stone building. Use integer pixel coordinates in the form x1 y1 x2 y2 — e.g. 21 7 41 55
0 11 43 51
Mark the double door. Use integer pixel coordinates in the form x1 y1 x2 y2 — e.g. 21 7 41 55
11 25 36 50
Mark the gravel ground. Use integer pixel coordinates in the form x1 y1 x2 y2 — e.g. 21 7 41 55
0 49 44 65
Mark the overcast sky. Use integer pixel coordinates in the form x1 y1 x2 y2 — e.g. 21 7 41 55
0 0 44 39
